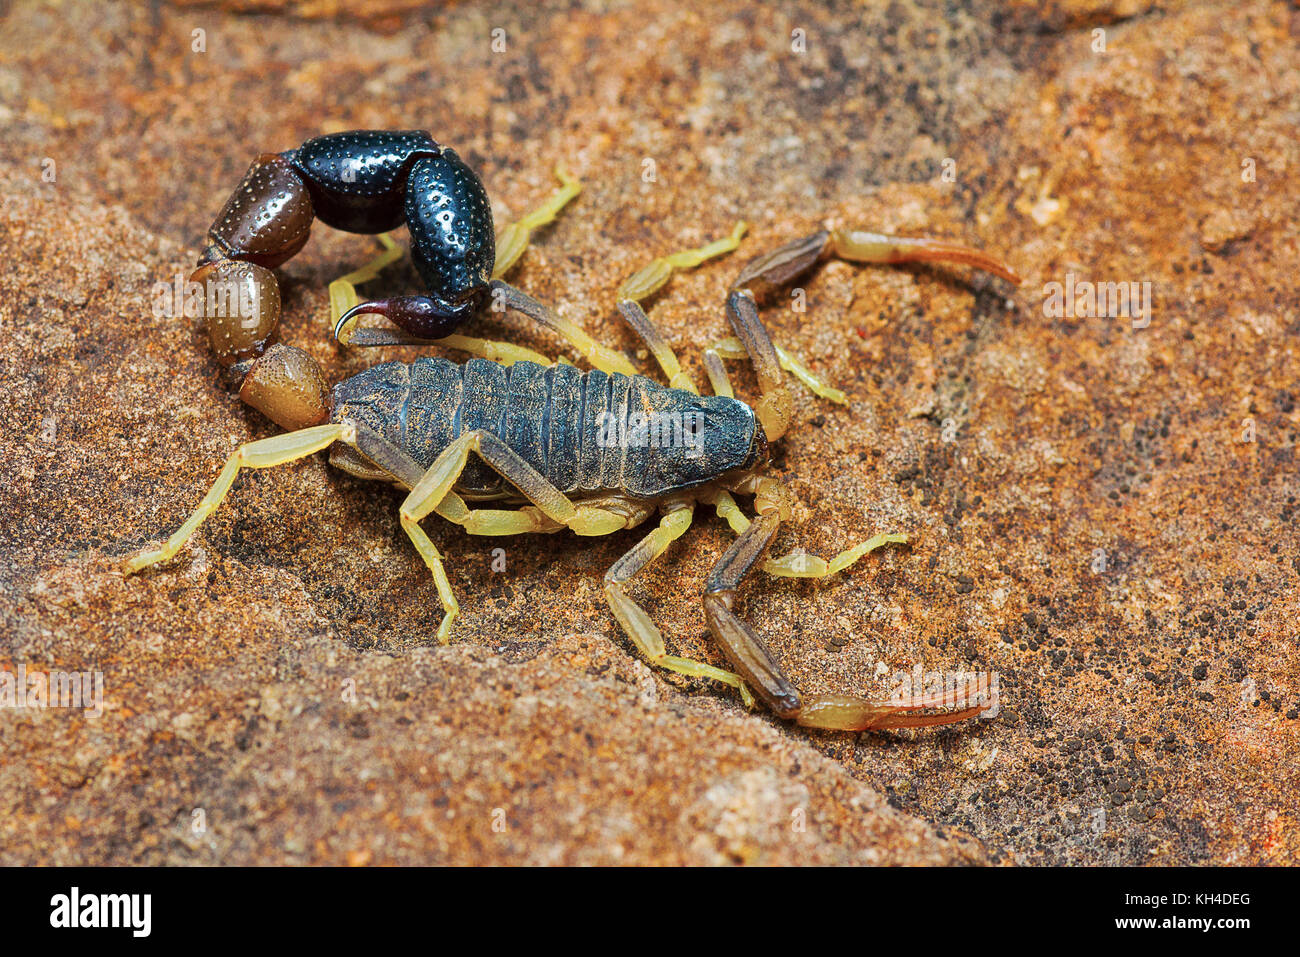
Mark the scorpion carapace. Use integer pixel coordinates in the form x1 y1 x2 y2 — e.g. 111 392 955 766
130 128 1023 732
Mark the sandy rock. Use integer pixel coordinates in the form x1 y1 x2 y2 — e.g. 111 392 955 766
1 0 1296 864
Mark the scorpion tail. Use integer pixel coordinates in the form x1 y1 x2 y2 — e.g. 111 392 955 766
333 294 472 343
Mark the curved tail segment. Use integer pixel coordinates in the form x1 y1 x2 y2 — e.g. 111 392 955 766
191 132 445 431
188 131 626 432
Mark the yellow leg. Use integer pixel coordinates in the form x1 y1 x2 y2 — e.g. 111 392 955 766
709 337 848 405
397 430 635 642
702 348 734 398
493 164 582 279
489 280 636 376
398 515 462 644
701 484 907 578
699 502 984 729
615 300 698 393
403 433 577 529
328 234 405 328
124 424 349 573
124 420 473 642
703 488 749 535
611 223 749 394
524 310 635 376
433 334 554 367
604 502 755 707
339 323 556 367
761 532 909 578
617 221 748 302
433 491 564 536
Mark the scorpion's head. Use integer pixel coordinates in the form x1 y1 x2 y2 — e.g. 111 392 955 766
695 393 772 484
623 392 767 499
684 394 769 487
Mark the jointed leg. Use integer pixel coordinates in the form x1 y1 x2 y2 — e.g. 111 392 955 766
491 187 746 378
125 421 470 644
400 430 635 543
489 280 635 375
124 424 351 574
702 348 733 398
702 487 747 534
433 491 564 537
612 223 749 393
760 532 908 577
708 337 847 405
341 322 555 367
617 221 748 303
493 164 582 279
616 300 698 393
395 430 645 644
701 480 907 578
701 498 990 730
604 501 755 707
436 487 655 541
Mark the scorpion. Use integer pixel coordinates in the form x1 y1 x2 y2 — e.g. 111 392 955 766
126 129 1022 732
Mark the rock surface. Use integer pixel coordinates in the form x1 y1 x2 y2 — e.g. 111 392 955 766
0 0 1296 864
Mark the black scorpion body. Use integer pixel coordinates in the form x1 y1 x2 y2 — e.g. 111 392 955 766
133 128 1018 732
330 358 763 500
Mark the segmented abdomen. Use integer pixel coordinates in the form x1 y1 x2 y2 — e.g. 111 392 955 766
330 357 757 500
